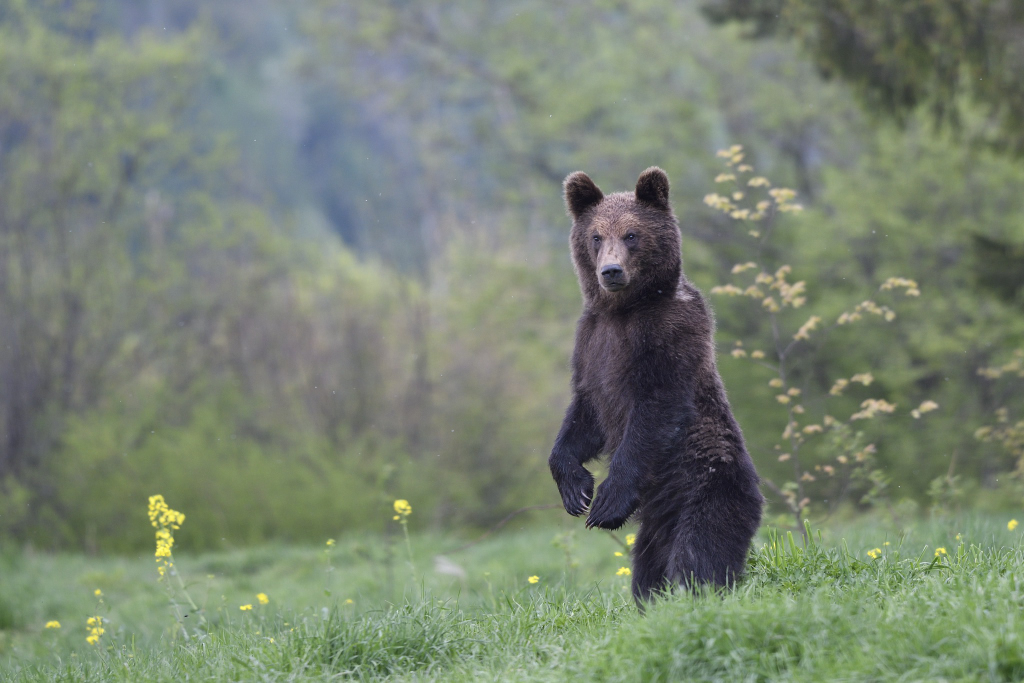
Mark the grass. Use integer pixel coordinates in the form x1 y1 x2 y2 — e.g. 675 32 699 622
1 513 1023 681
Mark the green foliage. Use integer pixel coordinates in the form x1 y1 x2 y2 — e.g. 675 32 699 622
703 0 1024 155
1 0 1024 550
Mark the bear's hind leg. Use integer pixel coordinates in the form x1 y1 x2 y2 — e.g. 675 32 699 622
668 488 760 590
630 523 673 605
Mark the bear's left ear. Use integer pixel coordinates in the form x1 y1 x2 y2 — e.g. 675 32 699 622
635 166 670 210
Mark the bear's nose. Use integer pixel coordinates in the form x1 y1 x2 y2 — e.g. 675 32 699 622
601 264 623 280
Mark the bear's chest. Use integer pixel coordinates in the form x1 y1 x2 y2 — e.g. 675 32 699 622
576 317 637 447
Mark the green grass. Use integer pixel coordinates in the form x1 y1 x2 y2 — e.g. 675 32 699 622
1 514 1023 681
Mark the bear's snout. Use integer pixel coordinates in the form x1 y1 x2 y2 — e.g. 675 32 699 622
599 263 628 291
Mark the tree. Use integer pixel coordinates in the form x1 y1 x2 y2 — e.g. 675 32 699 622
703 0 1024 155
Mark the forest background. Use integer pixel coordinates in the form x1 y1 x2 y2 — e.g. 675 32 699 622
1 0 1023 553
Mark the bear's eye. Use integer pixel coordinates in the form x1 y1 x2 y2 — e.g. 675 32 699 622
624 233 637 245
592 234 601 243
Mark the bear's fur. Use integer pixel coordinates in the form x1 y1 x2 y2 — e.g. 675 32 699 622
549 167 764 604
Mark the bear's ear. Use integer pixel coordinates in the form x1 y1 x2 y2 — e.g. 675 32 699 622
635 166 670 210
564 171 604 219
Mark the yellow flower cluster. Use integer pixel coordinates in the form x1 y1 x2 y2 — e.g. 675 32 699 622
716 144 745 163
527 575 539 584
767 187 803 213
838 300 896 325
1010 519 1019 531
155 528 174 559
977 349 1024 379
240 604 253 611
45 620 61 629
829 373 874 396
393 499 412 521
149 494 185 578
257 593 269 605
625 534 636 546
910 400 939 419
86 616 105 645
731 261 758 274
148 494 185 530
711 284 744 297
616 567 632 576
851 399 897 421
794 315 822 341
880 277 921 297
934 547 947 557
712 265 805 313
866 548 881 559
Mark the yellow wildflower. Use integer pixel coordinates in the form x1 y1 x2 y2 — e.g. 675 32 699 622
731 348 747 358
934 547 947 557
776 395 791 404
1009 519 1019 531
748 176 770 188
616 567 632 576
714 173 736 183
45 621 61 629
257 593 269 605
527 575 539 584
240 604 253 611
85 616 104 645
326 539 336 547
750 350 766 359
94 589 102 597
867 548 881 559
625 534 636 546
614 551 624 557
769 378 784 388
345 598 354 604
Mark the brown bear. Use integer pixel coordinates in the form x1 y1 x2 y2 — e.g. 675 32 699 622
548 166 763 604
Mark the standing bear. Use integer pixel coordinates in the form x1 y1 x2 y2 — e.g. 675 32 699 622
548 167 764 604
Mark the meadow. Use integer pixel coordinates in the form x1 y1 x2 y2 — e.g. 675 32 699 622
2 506 1023 682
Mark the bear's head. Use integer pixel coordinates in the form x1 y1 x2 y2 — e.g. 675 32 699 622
563 167 682 308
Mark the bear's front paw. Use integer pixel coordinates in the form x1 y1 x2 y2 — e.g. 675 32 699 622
585 480 639 530
551 461 594 517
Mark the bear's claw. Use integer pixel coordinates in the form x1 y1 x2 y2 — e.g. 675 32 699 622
585 480 639 530
553 464 594 517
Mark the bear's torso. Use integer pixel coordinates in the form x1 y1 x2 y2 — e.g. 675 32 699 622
572 280 713 462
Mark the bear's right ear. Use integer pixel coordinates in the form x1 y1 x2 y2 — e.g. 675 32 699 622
564 172 604 220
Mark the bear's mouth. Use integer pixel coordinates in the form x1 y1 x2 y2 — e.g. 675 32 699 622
601 281 627 292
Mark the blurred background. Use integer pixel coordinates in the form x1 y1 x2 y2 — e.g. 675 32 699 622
1 0 1022 553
